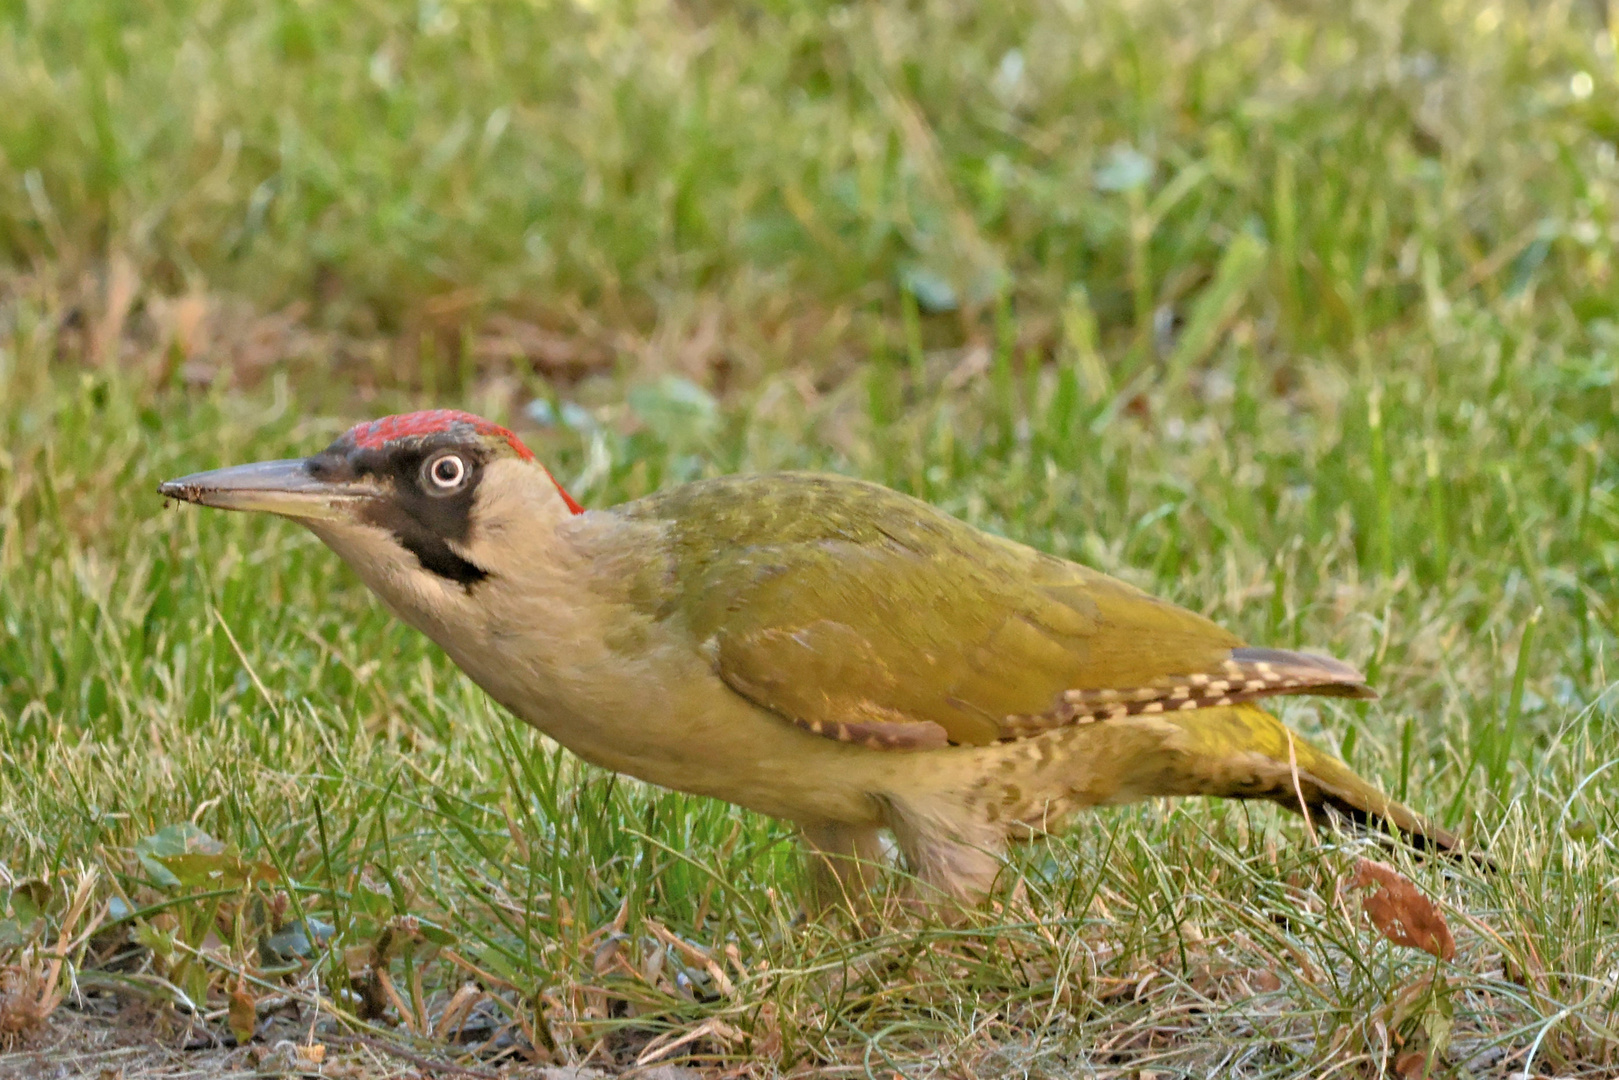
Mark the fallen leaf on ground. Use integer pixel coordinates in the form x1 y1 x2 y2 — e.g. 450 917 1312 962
227 980 257 1046
1394 1047 1430 1078
1349 859 1455 961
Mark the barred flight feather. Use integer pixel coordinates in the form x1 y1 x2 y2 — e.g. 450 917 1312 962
999 647 1376 740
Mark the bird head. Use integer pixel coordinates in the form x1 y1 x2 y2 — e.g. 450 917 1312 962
159 410 583 603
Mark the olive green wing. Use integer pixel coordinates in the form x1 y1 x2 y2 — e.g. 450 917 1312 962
612 472 1371 750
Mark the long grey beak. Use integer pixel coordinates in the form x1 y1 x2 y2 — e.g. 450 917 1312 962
158 459 375 521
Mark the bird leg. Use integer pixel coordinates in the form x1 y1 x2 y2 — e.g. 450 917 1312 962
881 796 1009 913
798 821 887 915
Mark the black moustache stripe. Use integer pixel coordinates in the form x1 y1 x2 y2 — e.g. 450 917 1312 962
397 531 489 586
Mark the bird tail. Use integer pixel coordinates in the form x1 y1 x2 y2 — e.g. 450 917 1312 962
1157 703 1467 856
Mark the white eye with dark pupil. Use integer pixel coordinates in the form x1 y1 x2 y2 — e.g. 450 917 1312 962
426 453 466 491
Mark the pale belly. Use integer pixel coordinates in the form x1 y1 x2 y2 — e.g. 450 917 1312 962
411 596 1159 833
449 635 1177 833
443 629 897 825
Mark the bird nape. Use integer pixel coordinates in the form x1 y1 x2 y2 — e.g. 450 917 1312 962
160 409 1473 912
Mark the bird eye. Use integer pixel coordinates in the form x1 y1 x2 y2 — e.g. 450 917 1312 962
423 452 467 493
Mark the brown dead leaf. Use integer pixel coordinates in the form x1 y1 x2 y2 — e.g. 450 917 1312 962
1394 1048 1430 1078
1350 859 1455 961
227 979 257 1046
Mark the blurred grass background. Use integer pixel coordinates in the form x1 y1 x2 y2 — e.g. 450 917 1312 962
2 0 1618 1075
5 0 1617 380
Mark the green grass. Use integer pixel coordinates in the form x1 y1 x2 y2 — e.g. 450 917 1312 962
2 0 1619 1075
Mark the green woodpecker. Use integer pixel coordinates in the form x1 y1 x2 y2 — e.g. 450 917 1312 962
160 409 1459 906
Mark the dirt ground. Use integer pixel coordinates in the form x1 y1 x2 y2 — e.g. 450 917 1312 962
0 1004 714 1080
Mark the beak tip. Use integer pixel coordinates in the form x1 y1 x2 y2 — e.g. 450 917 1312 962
158 477 204 504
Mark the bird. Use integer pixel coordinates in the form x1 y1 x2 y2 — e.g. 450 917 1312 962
159 408 1463 909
